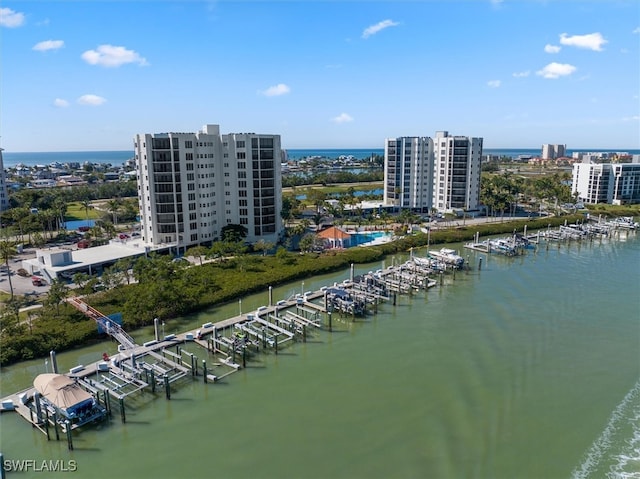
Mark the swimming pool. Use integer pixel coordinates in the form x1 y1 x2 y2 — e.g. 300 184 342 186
351 231 392 246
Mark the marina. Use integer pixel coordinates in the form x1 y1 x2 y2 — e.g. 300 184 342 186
0 222 638 479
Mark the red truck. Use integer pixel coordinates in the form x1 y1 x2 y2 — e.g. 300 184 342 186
32 276 45 286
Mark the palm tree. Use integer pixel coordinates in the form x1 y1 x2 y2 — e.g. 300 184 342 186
81 198 93 221
106 199 122 226
52 197 67 233
0 238 17 299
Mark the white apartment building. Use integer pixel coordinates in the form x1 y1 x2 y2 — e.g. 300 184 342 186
0 148 8 211
134 124 282 250
383 131 482 213
383 136 434 210
572 157 640 205
542 144 566 160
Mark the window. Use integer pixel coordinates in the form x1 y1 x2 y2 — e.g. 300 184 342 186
236 140 245 148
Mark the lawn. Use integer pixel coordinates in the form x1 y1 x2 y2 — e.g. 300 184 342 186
65 202 102 221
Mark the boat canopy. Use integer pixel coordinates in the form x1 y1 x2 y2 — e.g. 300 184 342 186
33 373 94 417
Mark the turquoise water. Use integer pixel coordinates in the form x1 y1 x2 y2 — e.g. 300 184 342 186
5 149 639 168
1 231 638 479
351 231 391 246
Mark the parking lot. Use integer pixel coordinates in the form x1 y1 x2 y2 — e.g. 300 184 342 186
0 249 52 299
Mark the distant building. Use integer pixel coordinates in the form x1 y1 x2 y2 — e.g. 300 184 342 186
383 131 482 213
542 144 566 160
572 156 640 205
0 148 8 211
134 124 283 250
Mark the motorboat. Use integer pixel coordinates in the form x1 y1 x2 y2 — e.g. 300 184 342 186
428 248 465 268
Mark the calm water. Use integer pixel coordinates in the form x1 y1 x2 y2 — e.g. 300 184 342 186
1 232 638 479
4 149 638 168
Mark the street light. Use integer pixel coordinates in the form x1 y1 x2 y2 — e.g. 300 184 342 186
239 298 242 316
301 281 305 295
162 321 165 338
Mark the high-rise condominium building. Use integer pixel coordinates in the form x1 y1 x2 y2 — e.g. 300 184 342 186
572 157 640 205
542 144 566 160
0 148 8 212
383 131 482 213
134 124 282 249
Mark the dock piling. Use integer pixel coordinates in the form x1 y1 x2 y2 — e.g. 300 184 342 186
49 350 59 374
119 397 126 423
154 317 160 341
44 407 50 440
164 375 170 400
65 420 73 450
203 361 207 383
53 412 60 441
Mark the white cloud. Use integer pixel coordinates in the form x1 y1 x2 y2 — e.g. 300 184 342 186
81 45 148 67
536 62 577 79
0 7 25 27
487 80 501 88
53 98 69 108
261 83 291 97
33 40 64 52
632 27 640 34
77 94 107 106
544 44 561 53
331 113 354 124
512 71 530 78
362 19 399 39
622 115 640 121
559 32 607 51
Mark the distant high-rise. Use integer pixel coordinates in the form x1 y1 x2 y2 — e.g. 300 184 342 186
542 144 566 160
134 124 282 249
0 148 8 212
383 131 482 213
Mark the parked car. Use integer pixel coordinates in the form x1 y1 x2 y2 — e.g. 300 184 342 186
32 276 45 286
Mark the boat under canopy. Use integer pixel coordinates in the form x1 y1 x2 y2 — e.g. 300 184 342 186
33 373 95 420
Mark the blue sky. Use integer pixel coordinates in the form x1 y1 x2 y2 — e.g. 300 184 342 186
1 0 639 152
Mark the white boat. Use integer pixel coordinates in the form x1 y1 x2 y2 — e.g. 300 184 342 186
428 248 465 268
609 216 638 230
488 239 517 256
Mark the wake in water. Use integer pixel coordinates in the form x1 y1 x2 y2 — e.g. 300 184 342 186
572 379 640 479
